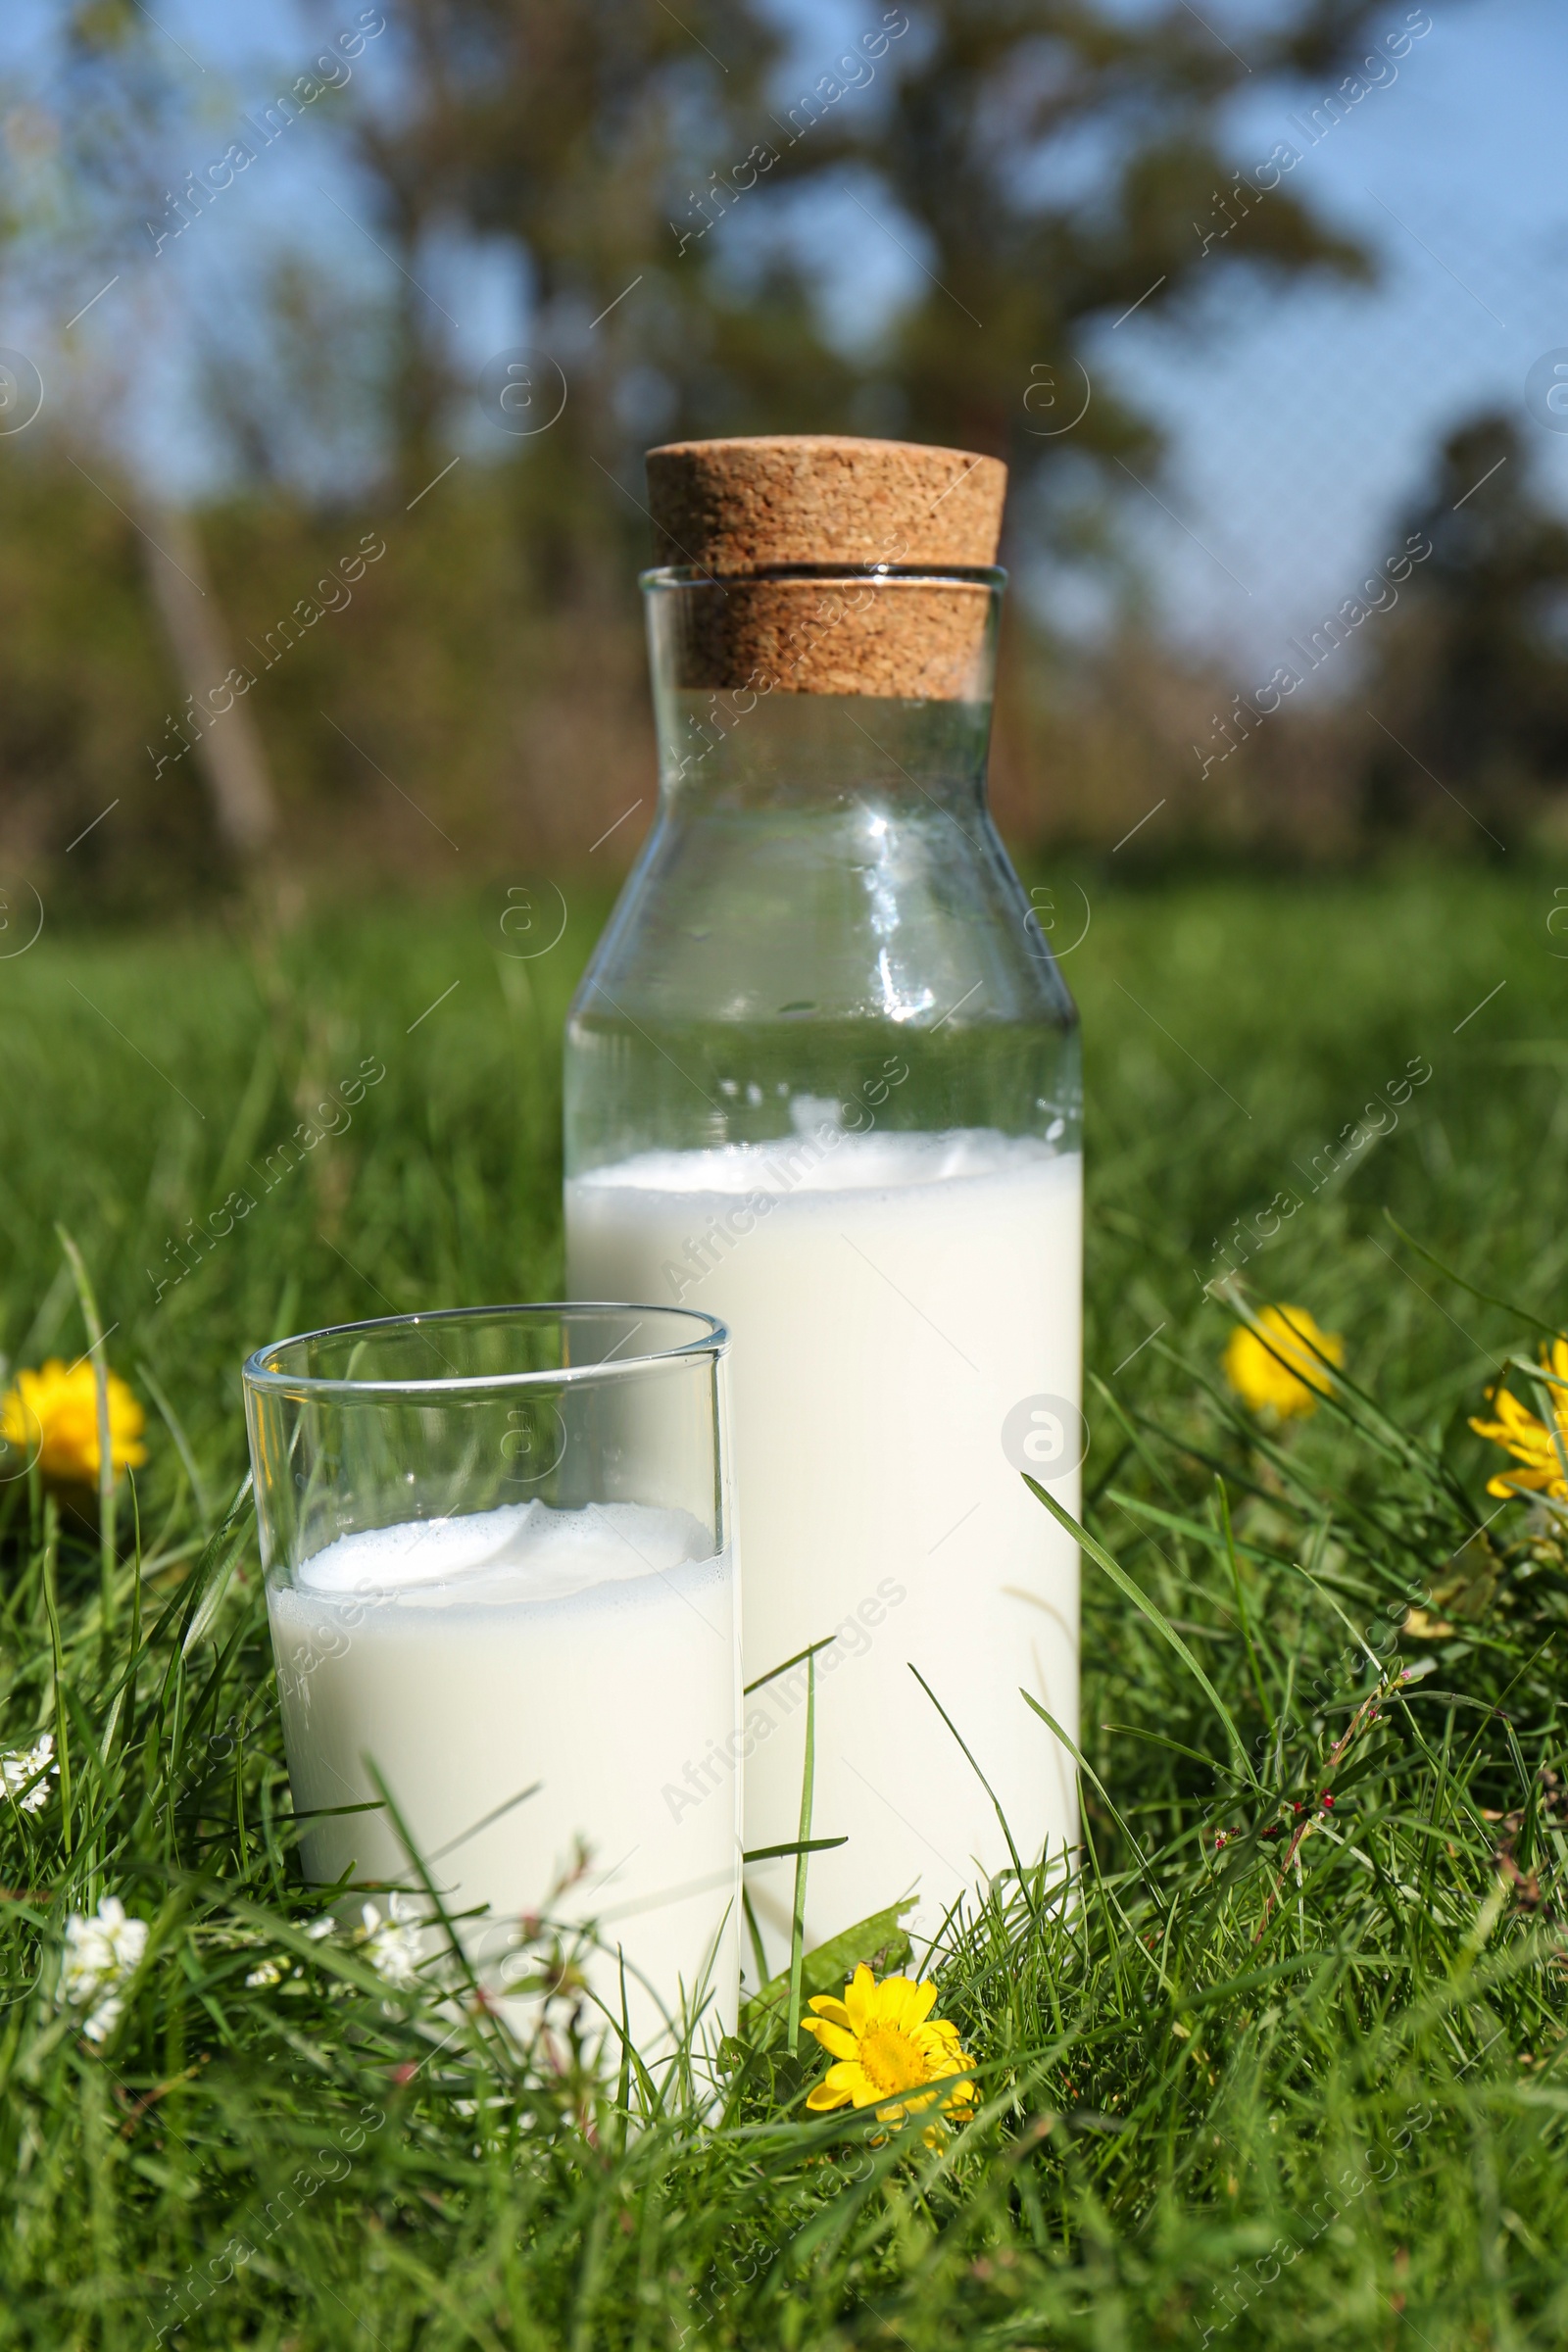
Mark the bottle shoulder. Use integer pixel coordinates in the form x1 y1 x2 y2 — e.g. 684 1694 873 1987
569 799 1078 1036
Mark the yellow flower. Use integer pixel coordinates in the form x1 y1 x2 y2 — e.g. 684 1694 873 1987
1223 1304 1344 1421
0 1358 148 1485
1470 1339 1568 1503
800 1963 977 2136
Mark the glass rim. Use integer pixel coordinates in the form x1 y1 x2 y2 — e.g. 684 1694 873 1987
241 1301 728 1403
639 562 1006 591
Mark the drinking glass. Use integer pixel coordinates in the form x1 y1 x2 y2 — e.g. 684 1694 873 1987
242 1303 739 2053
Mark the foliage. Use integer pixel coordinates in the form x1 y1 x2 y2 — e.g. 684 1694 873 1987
14 0 1393 807
0 863 1565 2341
1361 413 1568 836
45 0 1387 496
7 2 1536 897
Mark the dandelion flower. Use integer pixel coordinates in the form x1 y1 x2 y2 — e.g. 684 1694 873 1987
0 1359 147 1485
1223 1305 1344 1421
800 1963 976 2135
60 1894 149 2044
1 1729 56 1814
355 1895 420 1988
1470 1338 1568 1503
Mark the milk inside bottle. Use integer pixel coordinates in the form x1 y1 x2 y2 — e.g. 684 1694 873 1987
564 437 1082 1976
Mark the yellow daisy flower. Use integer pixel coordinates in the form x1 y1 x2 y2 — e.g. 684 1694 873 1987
801 1963 977 2134
0 1358 148 1485
1470 1338 1568 1503
1223 1304 1344 1421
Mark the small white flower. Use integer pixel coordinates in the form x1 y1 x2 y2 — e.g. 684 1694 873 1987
304 1915 336 1941
245 1959 284 1988
356 1893 420 1988
60 1894 150 2043
2 1730 56 1814
81 1993 126 2046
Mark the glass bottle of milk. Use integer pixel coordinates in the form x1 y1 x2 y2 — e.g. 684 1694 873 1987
564 435 1081 1979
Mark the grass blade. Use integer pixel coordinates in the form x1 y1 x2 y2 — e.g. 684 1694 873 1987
1023 1473 1256 1784
786 1649 816 2050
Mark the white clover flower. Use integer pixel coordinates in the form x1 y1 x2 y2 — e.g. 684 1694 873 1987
355 1894 420 1988
245 1959 284 1988
2 1729 56 1814
60 1894 150 2043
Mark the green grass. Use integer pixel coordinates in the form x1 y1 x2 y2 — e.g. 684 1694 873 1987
2 858 1568 2347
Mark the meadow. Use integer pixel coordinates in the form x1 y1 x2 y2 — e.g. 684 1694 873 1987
0 856 1566 2347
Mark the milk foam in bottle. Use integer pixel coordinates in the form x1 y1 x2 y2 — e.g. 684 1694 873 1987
564 436 1081 1978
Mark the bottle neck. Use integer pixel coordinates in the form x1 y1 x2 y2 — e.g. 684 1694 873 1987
642 564 1004 811
653 686 996 815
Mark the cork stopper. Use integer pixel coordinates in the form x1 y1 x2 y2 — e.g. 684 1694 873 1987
644 435 1007 701
645 435 1006 575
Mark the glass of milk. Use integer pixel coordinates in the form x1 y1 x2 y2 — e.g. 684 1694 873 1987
241 1303 739 2058
564 436 1083 1981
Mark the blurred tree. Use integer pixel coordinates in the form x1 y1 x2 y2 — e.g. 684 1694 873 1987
26 0 1392 538
326 0 1385 532
23 1 179 289
748 1 1381 489
0 0 1424 892
136 498 279 858
0 454 221 915
325 0 786 532
1361 412 1568 839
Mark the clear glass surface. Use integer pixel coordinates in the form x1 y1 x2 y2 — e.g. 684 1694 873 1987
242 1303 739 2054
565 567 1079 1171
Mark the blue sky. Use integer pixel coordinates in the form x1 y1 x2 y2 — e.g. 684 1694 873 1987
0 0 1557 665
1100 0 1568 665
